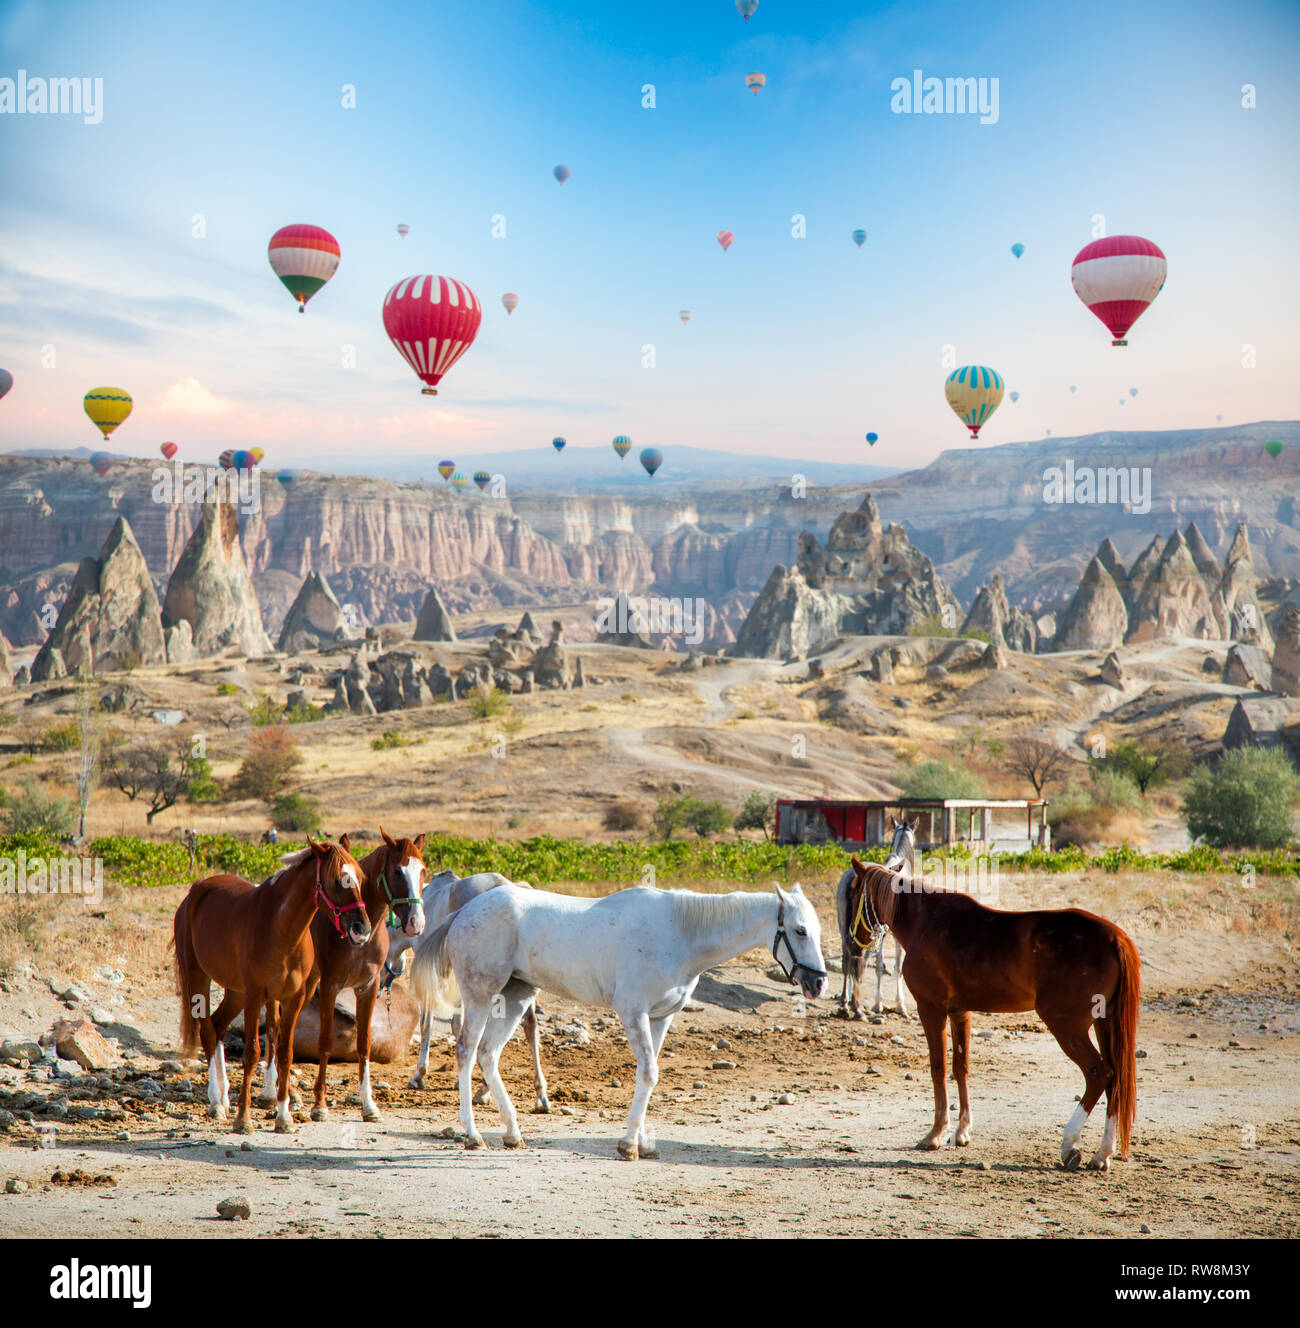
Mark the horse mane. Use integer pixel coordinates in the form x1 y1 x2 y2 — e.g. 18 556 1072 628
668 890 756 943
266 843 353 888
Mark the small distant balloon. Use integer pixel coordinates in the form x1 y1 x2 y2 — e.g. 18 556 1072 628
437 460 455 481
716 230 734 252
160 441 178 460
552 436 566 452
553 165 570 184
450 470 469 492
396 224 409 238
277 468 298 488
218 449 236 470
865 432 878 446
736 0 758 18
1011 243 1025 259
679 310 692 325
1046 429 1053 436
1264 440 1283 458
502 292 519 315
473 470 491 491
1010 391 1020 403
0 369 12 400
640 448 663 476
745 72 765 96
1129 388 1138 398
851 229 867 248
612 435 632 459
90 452 114 476
1070 385 1077 393
1216 414 1223 423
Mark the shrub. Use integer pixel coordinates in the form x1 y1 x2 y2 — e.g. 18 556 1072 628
602 800 646 833
271 792 323 835
1182 748 1300 849
468 685 510 720
897 760 982 799
216 682 242 696
38 721 80 753
1 777 76 836
1092 737 1189 796
372 731 410 751
907 613 954 639
652 793 690 841
961 629 993 645
681 798 733 839
735 790 777 840
247 693 283 727
231 726 301 800
1088 767 1142 811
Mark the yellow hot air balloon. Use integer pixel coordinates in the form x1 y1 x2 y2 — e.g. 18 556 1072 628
249 447 265 464
83 387 132 441
943 365 1005 439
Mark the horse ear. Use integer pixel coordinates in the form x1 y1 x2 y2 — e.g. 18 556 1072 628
414 833 426 852
850 854 866 876
380 825 396 848
339 833 350 851
305 835 324 856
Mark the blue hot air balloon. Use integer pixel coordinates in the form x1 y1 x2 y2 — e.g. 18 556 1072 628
852 229 867 248
552 436 566 452
473 470 491 491
865 432 878 445
1011 243 1025 259
640 448 663 476
0 369 12 400
277 469 298 488
553 165 570 184
736 0 758 19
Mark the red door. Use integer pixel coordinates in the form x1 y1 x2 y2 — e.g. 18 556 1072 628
844 806 867 843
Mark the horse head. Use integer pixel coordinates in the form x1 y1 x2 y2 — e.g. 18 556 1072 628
378 825 428 938
886 816 918 875
310 835 371 947
772 883 828 1000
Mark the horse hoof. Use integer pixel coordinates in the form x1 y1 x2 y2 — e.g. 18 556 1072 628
407 1073 426 1090
617 1139 639 1161
639 1144 659 1159
1063 1148 1082 1171
954 1134 971 1147
916 1136 943 1151
274 1117 297 1135
464 1134 484 1151
233 1116 253 1135
1087 1155 1111 1173
362 1108 382 1124
532 1099 551 1115
207 1104 225 1119
503 1134 524 1149
311 1106 329 1122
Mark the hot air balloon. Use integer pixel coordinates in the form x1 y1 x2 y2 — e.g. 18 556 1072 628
1011 243 1025 259
437 460 455 480
716 230 734 252
83 387 132 441
745 72 766 95
0 369 12 400
944 365 1005 439
852 229 867 248
267 224 340 313
473 470 491 491
90 451 114 477
865 432 878 446
1045 429 1053 437
612 435 632 459
679 311 692 325
737 0 758 18
450 470 469 492
396 224 410 238
640 448 663 476
1129 388 1138 398
249 447 265 464
1070 385 1077 393
502 292 519 315
218 449 236 470
382 275 483 395
554 165 570 184
277 469 298 487
1265 440 1284 458
160 441 178 460
1071 235 1166 346
1216 415 1223 423
1010 391 1020 403
234 449 254 470
552 437 566 452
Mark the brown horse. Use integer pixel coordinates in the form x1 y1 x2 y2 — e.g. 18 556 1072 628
845 856 1139 1170
300 828 427 1123
173 837 368 1134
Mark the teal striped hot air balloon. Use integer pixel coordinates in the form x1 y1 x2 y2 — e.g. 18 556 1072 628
612 435 632 459
473 470 491 491
852 229 867 248
450 470 469 492
552 436 566 452
944 365 1005 439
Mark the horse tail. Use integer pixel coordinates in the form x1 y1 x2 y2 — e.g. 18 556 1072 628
172 890 200 1057
410 916 461 1020
1108 925 1141 1159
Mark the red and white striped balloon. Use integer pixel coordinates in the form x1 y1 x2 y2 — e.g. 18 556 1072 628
1070 235 1166 346
382 275 483 394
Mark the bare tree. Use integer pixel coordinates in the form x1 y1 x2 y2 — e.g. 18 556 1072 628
1005 736 1074 797
63 679 103 838
103 735 200 825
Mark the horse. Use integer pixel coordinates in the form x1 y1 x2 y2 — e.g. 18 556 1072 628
266 828 427 1124
836 816 915 1019
388 869 548 1112
844 856 1140 1170
172 837 368 1134
412 882 828 1159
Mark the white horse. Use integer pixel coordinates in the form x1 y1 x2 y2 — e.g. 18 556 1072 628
836 816 914 1019
411 881 828 1159
385 869 548 1111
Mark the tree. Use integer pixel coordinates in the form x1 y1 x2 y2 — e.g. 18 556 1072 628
103 735 207 825
1092 737 1190 796
652 793 689 841
1181 747 1300 849
63 679 104 838
682 798 733 839
1005 737 1074 797
735 790 778 840
898 760 982 799
231 725 301 800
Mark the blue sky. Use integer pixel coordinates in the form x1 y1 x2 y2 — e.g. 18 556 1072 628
1 0 1297 476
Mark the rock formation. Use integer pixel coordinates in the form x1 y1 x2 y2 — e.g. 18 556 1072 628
1272 604 1300 697
1099 652 1127 689
0 629 11 685
1217 524 1272 650
1126 530 1219 642
1055 558 1129 651
412 587 457 643
162 500 272 658
960 575 1037 652
277 571 346 653
1223 644 1270 690
530 621 573 689
31 517 166 679
1183 521 1222 582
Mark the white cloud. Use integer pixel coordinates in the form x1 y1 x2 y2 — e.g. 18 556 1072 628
156 377 236 417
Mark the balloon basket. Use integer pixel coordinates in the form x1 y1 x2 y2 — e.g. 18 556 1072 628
1111 338 1127 346
421 388 438 396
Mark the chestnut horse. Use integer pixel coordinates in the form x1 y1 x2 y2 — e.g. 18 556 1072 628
173 837 368 1134
296 829 427 1123
845 856 1139 1170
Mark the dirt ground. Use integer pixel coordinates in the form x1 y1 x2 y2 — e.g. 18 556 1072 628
1 871 1296 1239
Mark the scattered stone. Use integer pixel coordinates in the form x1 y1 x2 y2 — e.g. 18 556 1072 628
1139 1223 1152 1235
777 1093 795 1106
216 1195 251 1221
711 1060 737 1071
5 1178 29 1194
52 1018 114 1071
